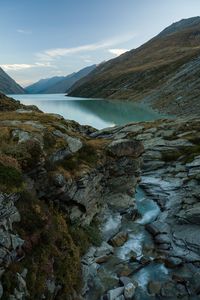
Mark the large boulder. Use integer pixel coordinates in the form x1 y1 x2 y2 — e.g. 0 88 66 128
108 139 144 158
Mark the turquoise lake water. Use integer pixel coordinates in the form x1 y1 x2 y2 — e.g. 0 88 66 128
10 94 164 129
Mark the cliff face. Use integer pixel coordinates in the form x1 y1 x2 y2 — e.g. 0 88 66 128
0 96 143 299
0 68 25 94
90 116 200 300
68 17 200 116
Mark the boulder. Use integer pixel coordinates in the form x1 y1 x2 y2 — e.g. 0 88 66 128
108 139 144 158
109 231 128 247
95 242 114 257
164 257 183 268
124 282 137 299
107 287 124 300
119 277 132 286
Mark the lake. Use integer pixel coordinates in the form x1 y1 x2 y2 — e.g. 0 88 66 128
10 94 164 129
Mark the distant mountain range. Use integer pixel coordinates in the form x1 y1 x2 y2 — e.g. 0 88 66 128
0 67 25 94
68 16 200 115
25 65 96 94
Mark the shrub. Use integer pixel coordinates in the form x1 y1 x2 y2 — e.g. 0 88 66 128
0 163 23 193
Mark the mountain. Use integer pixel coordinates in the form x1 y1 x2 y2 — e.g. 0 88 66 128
0 67 25 94
25 76 66 94
26 64 96 94
68 17 200 115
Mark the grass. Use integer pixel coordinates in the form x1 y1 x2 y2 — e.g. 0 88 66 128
4 191 82 300
1 189 103 299
0 163 24 193
57 141 106 175
0 106 109 298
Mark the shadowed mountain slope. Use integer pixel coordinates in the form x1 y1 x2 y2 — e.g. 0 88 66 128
0 67 25 94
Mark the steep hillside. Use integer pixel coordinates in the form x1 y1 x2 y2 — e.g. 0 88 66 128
26 64 96 94
69 17 200 115
0 67 25 94
0 94 143 299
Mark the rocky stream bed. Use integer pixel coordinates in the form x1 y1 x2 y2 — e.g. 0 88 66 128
81 118 200 300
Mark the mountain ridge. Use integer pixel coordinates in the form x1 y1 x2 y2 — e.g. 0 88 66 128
68 17 200 116
0 67 25 94
26 65 96 94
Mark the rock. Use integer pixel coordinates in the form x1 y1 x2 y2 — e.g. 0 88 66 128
109 231 128 247
108 139 144 158
0 230 11 248
95 242 114 257
164 257 183 268
119 277 132 286
95 255 110 264
65 135 83 153
191 272 200 294
177 204 200 224
46 279 56 294
145 221 170 236
12 129 31 143
50 148 71 163
124 282 136 299
0 282 3 298
129 250 138 262
160 281 177 298
118 265 133 277
115 296 125 300
139 256 151 266
53 130 83 153
107 287 124 300
11 235 24 250
147 281 161 295
51 173 66 187
157 243 171 250
154 234 171 245
105 193 135 211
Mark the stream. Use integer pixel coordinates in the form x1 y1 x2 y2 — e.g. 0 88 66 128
85 186 170 300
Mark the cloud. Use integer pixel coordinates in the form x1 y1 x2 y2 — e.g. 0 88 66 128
1 62 52 71
17 29 32 35
84 59 93 63
108 48 128 56
36 34 136 62
1 64 34 71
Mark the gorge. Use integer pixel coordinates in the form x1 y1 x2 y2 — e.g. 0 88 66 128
0 93 200 300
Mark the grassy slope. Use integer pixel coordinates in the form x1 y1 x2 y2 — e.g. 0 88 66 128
69 18 200 115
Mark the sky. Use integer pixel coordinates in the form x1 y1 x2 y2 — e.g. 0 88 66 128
0 0 200 87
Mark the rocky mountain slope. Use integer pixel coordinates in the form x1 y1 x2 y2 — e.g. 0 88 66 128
26 65 96 94
0 67 25 94
69 17 200 116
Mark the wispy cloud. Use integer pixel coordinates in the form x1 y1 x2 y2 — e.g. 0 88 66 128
108 48 128 56
1 62 52 71
17 29 32 35
36 34 136 62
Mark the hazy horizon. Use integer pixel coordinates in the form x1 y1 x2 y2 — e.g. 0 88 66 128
0 0 200 87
